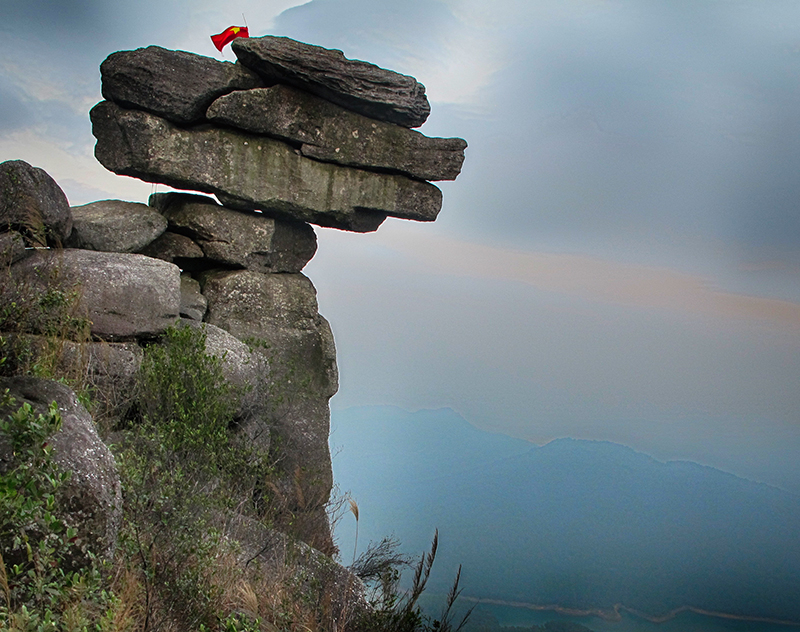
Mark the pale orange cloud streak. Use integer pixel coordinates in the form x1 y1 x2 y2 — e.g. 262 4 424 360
377 225 800 332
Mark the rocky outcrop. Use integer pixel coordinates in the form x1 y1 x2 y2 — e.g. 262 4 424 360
92 34 466 234
0 160 72 246
208 85 467 181
231 36 430 128
1 36 464 566
67 200 167 252
0 377 122 565
101 46 262 125
199 268 338 542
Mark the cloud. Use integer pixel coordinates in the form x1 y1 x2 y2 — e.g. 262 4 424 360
0 129 151 205
367 224 800 332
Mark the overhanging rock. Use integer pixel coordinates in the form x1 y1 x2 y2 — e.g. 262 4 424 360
207 84 466 181
91 101 443 232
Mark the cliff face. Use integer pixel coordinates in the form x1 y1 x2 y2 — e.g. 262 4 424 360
0 35 465 626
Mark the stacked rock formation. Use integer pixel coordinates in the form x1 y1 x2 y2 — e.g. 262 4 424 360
91 37 466 232
1 36 465 553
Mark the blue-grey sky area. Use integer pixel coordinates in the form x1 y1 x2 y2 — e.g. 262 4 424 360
2 0 800 491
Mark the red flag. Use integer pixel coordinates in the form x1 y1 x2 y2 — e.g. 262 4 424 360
211 26 249 51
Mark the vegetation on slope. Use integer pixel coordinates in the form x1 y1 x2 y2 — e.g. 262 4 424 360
0 261 470 632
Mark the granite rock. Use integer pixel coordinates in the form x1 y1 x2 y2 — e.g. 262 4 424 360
155 192 317 273
68 200 167 252
101 46 262 125
232 36 429 128
0 160 72 246
0 377 122 566
207 84 467 181
91 102 442 232
11 249 181 340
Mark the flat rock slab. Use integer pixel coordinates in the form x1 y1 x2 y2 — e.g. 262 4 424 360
11 249 180 340
154 192 317 273
101 46 262 125
207 85 467 181
232 36 430 128
67 200 167 252
0 160 72 246
91 102 442 232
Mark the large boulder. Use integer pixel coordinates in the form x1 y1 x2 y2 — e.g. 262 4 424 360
199 269 338 399
67 200 167 252
232 36 430 128
0 160 72 246
0 377 122 565
207 85 467 181
11 249 181 340
91 102 443 232
101 46 262 125
153 192 317 273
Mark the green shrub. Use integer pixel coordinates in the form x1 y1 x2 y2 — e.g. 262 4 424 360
0 391 110 631
117 323 273 630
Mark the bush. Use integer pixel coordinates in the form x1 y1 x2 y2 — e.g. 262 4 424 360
0 391 110 631
116 323 273 630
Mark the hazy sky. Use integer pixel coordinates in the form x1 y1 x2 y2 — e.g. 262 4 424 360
3 0 800 491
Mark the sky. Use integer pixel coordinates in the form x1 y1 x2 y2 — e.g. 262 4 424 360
2 0 800 492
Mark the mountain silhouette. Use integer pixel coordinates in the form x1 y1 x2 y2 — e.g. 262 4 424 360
331 406 800 623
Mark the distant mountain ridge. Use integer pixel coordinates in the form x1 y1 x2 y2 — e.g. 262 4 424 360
330 406 800 624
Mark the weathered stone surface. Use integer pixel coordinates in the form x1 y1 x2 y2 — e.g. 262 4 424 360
0 377 122 565
0 160 72 246
199 269 337 398
0 230 29 266
199 269 338 534
179 273 207 321
11 249 181 340
155 192 317 273
138 230 204 264
100 46 262 125
207 85 467 181
67 200 167 253
232 36 430 128
92 102 443 232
